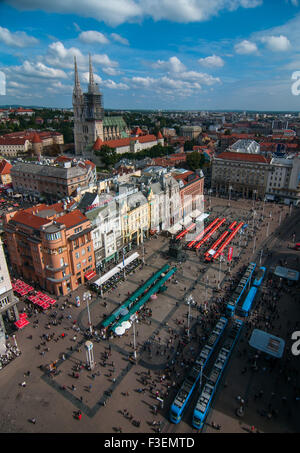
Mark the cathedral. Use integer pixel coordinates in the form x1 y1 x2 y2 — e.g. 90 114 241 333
72 55 129 156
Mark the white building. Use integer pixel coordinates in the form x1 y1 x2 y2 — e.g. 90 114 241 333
266 156 300 205
0 239 19 334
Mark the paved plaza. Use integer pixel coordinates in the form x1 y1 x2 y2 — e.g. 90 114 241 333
0 196 299 433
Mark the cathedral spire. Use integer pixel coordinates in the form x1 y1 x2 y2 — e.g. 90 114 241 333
89 53 94 87
73 56 82 95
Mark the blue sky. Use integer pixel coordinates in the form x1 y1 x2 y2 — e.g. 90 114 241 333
1 0 300 110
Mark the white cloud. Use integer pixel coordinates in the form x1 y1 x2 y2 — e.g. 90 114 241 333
260 35 291 52
10 61 68 79
0 26 38 48
128 71 220 97
45 41 85 69
131 76 155 88
81 72 129 89
110 33 129 45
179 71 221 85
198 54 224 68
5 0 263 26
92 54 118 67
234 39 258 54
47 81 73 93
102 67 121 76
79 30 109 45
44 41 118 70
152 56 186 73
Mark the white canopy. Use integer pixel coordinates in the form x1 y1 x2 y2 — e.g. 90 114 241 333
115 326 126 336
93 252 139 287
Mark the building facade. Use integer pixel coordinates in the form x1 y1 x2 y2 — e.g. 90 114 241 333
10 160 96 200
0 239 19 334
211 152 270 199
3 203 95 296
266 156 300 205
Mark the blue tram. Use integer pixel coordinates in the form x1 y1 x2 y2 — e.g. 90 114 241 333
192 319 243 429
169 317 227 424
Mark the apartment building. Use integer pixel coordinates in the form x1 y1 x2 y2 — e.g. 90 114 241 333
3 203 95 296
10 160 96 201
211 151 271 199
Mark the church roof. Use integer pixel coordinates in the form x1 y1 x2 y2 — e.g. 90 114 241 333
93 137 103 151
103 116 127 130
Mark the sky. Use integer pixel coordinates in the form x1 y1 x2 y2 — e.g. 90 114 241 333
1 0 300 111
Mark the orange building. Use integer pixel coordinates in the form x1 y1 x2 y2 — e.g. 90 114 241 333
3 202 95 296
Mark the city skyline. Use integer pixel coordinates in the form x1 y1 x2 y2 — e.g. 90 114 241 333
1 0 300 110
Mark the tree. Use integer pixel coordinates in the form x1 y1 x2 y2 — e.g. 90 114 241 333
184 139 197 151
186 151 205 171
95 144 118 168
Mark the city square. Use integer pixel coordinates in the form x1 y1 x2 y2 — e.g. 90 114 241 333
0 195 299 434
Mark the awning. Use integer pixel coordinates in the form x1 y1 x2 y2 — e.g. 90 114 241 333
85 270 97 281
15 319 30 329
265 194 275 201
93 252 139 287
167 224 182 235
182 216 192 226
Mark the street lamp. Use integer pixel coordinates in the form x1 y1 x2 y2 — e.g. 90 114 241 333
252 236 256 256
218 255 224 289
228 185 232 207
83 291 93 335
186 294 193 338
252 189 257 209
132 319 137 360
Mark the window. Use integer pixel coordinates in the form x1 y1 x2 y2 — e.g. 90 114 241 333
76 263 81 270
87 245 91 252
82 248 86 256
75 252 80 259
46 231 61 241
88 256 92 262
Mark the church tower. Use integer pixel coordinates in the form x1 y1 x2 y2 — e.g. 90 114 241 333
73 54 104 156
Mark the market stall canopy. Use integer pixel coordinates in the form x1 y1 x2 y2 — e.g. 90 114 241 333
93 252 139 287
115 326 125 336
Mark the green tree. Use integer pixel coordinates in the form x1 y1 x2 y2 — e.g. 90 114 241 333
186 151 205 171
184 139 197 151
95 144 118 168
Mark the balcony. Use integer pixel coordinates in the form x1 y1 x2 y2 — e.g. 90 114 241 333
45 263 69 272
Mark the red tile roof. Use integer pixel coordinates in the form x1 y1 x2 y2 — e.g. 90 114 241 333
217 151 269 163
0 159 12 175
93 137 103 150
32 132 42 143
103 134 157 149
57 210 88 229
12 211 50 229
